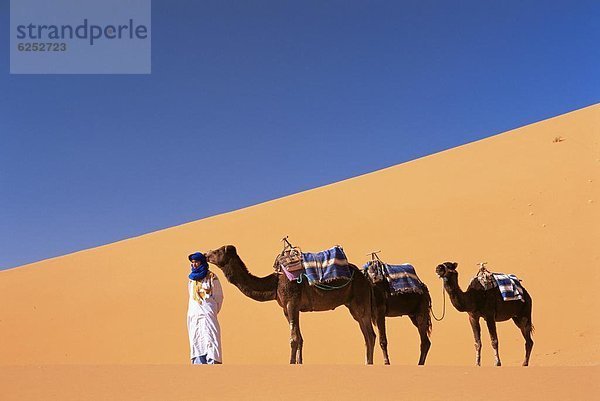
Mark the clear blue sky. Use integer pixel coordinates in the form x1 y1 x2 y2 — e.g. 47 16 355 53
1 1 598 270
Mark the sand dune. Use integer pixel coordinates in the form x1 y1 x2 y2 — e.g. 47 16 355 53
1 105 598 399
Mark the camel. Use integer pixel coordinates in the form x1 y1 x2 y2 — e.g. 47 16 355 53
363 262 432 365
205 245 376 364
435 262 534 366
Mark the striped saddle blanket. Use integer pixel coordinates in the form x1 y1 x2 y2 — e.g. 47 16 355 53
493 274 525 302
383 263 425 294
473 271 525 302
302 246 352 286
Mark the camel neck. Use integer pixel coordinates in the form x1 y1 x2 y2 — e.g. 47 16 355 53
220 255 278 302
443 273 474 313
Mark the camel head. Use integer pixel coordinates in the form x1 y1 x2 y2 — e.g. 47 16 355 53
205 245 238 268
435 262 458 279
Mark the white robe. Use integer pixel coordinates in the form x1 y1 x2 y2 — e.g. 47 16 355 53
187 272 224 362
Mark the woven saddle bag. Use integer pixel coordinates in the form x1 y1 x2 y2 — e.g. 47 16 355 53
278 247 304 272
365 260 386 283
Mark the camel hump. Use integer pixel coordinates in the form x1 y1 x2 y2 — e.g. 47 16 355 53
301 246 352 286
383 263 426 294
471 270 526 302
492 273 525 302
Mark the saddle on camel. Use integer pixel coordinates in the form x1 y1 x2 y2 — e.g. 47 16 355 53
275 237 354 289
435 261 534 366
362 251 432 365
206 238 376 364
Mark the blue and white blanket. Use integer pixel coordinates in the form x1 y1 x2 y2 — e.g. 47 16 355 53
302 246 352 286
493 273 525 302
383 263 425 294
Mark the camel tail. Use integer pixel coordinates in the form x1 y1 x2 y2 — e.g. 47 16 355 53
424 290 433 337
370 286 378 325
526 289 534 335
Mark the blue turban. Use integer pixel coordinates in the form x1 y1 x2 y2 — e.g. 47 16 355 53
188 252 207 263
188 252 209 281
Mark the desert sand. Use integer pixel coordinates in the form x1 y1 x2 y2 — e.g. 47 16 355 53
1 104 598 400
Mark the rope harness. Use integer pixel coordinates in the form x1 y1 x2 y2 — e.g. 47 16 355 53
295 268 355 290
431 280 446 321
431 262 451 321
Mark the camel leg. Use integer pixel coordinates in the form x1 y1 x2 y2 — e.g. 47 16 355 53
468 314 482 366
376 309 390 365
282 308 296 364
296 318 304 364
347 304 376 365
410 314 431 365
285 303 302 364
486 318 501 366
513 317 534 366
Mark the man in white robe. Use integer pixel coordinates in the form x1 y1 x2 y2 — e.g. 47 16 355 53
187 252 224 364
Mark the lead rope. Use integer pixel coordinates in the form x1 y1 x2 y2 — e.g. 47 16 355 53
431 280 446 321
295 261 356 290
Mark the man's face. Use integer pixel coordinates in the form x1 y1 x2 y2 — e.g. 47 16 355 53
191 260 202 268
